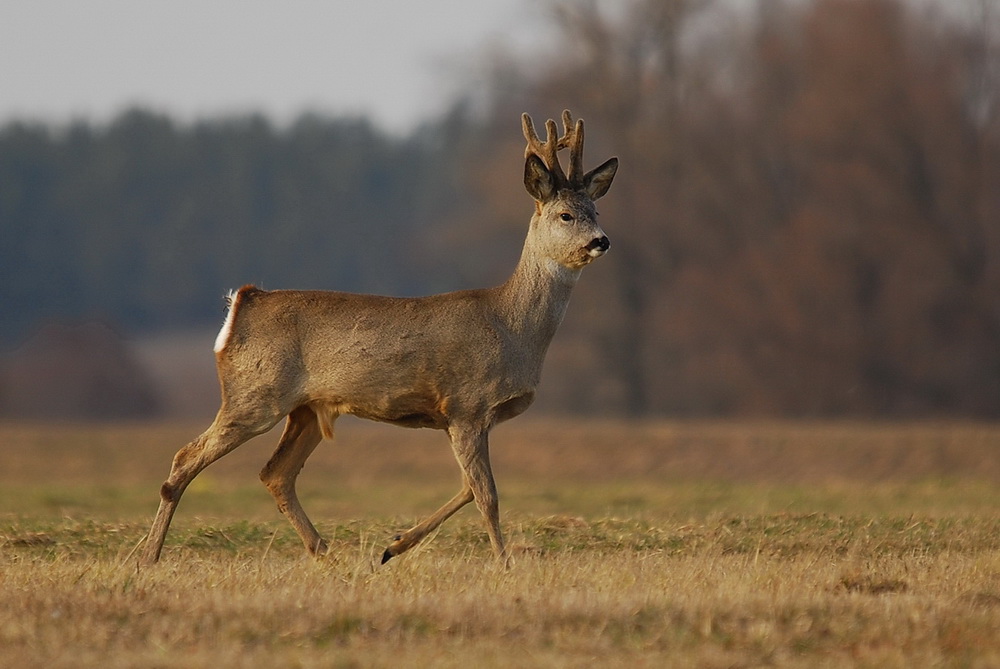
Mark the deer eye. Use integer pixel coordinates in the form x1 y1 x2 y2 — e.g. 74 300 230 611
559 213 574 222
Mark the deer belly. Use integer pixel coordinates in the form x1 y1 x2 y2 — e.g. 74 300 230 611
342 390 451 430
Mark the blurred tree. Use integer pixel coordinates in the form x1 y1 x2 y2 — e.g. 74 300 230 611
0 321 160 419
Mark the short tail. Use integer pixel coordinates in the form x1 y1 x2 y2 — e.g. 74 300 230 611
213 285 260 353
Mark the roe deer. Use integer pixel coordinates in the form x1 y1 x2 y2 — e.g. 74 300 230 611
139 110 618 565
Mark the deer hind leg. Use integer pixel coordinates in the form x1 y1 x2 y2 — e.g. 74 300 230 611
259 405 327 556
380 485 474 564
140 408 279 566
381 426 504 563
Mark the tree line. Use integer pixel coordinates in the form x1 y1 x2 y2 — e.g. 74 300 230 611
0 111 459 340
2 0 999 418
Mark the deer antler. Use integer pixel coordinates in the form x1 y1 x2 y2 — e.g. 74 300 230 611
522 109 586 189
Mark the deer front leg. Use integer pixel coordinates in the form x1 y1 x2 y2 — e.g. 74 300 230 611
381 426 505 563
452 427 506 560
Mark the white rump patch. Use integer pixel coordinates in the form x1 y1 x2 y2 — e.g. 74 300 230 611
213 289 239 353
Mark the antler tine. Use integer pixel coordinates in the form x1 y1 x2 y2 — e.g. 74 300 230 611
560 110 585 183
521 112 541 156
521 113 552 163
558 109 574 148
544 118 568 182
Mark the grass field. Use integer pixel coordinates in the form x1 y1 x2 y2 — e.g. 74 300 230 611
2 419 999 667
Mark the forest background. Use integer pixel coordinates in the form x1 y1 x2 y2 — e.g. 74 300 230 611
2 0 999 420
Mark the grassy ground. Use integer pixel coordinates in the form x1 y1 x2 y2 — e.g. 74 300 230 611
2 419 999 667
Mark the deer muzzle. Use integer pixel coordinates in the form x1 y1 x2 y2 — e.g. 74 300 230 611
585 235 611 258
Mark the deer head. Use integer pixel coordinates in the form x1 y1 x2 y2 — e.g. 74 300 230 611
522 110 618 270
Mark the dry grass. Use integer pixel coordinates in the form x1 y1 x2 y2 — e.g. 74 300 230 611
2 419 1000 667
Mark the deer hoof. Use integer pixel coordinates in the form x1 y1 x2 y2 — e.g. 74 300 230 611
381 534 404 564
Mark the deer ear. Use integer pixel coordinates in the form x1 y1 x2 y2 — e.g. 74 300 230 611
583 157 618 200
524 154 556 202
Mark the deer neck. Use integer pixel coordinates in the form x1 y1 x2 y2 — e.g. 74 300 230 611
494 230 581 347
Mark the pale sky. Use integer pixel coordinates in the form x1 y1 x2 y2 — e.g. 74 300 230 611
2 0 972 134
0 0 546 133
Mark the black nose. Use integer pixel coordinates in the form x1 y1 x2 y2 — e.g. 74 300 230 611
588 236 610 253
